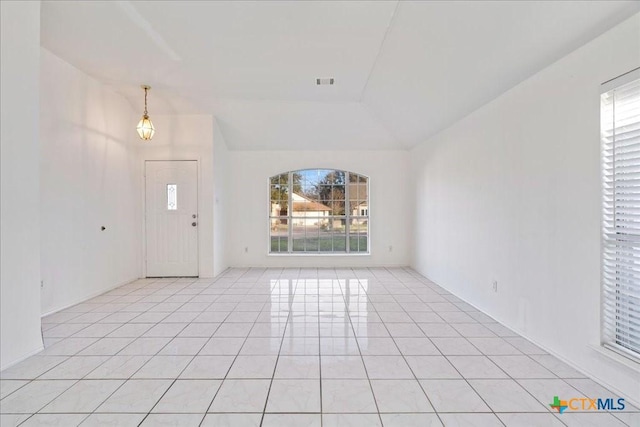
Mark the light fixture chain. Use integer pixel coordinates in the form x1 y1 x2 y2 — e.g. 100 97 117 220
144 87 148 116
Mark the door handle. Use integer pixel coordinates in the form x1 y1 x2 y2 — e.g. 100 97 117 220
192 222 197 227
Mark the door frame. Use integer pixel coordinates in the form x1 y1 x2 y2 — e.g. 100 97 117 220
142 159 201 278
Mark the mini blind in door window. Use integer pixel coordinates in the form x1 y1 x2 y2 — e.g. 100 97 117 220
601 70 640 360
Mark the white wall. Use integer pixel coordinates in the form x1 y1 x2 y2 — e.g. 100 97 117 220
212 119 230 276
39 49 142 315
138 114 215 277
227 150 411 268
1 1 44 369
411 14 640 403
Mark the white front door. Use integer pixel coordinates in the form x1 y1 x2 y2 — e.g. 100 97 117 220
145 161 199 277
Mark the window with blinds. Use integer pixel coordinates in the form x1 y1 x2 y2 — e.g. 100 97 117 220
601 69 640 360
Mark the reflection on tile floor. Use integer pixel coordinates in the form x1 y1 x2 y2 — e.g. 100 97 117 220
1 268 637 426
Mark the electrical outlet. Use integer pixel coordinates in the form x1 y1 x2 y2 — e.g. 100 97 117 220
389 245 393 252
244 247 248 253
492 280 498 292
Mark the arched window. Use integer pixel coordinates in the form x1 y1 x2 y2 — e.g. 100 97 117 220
269 169 369 254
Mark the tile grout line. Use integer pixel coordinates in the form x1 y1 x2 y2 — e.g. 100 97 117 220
200 268 268 425
93 277 201 427
3 268 636 426
346 267 385 426
258 267 298 426
392 267 569 426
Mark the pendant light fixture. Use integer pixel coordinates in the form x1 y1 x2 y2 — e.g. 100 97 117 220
136 85 155 140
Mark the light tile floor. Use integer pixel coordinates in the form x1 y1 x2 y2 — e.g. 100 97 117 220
1 268 637 426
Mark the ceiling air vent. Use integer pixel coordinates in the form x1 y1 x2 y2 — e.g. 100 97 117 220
316 78 335 86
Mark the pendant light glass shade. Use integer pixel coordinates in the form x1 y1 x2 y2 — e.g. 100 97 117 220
137 115 155 140
137 85 154 140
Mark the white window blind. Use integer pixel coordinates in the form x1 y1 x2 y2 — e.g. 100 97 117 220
601 70 640 360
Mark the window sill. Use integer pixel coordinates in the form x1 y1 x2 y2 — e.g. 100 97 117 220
589 344 640 374
268 253 370 257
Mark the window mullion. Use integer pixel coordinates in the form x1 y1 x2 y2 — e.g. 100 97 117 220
288 170 293 254
345 172 350 253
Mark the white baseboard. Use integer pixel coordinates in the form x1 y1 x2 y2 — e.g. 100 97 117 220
228 263 410 269
41 276 140 318
212 267 230 278
413 268 640 409
503 321 640 409
1 344 45 372
508 328 640 409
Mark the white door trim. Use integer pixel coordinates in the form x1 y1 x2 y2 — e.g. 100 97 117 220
142 159 201 278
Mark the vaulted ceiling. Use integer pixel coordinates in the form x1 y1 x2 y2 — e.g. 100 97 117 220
41 1 640 150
